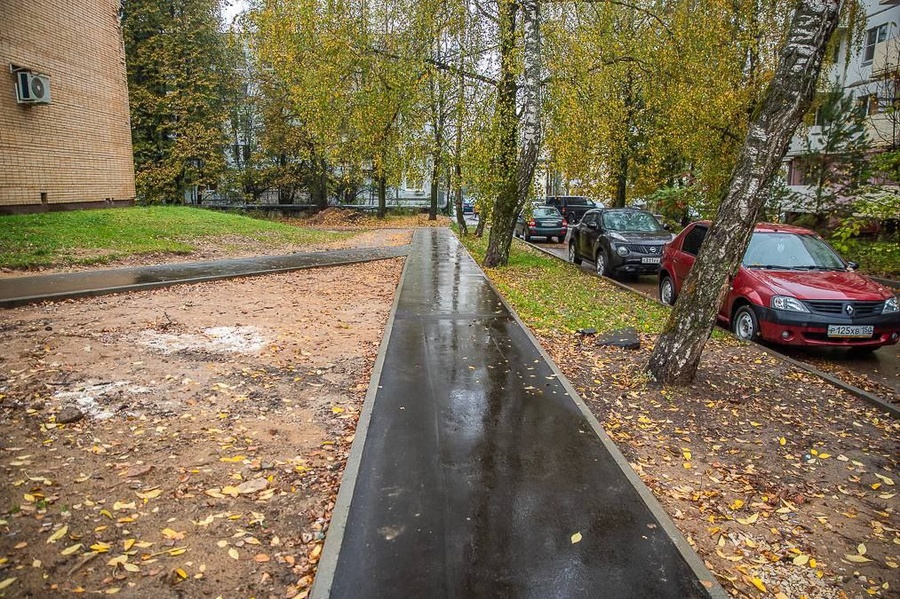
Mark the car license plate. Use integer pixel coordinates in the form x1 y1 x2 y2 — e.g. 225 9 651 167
539 221 558 226
641 257 661 264
827 325 873 338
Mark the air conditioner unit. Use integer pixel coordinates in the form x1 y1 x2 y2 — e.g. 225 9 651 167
15 71 51 104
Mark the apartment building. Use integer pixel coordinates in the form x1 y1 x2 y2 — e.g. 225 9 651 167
0 1 135 214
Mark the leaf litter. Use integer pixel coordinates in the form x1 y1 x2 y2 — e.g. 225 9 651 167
0 257 403 598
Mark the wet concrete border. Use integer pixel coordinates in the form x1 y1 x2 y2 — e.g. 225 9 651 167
480 241 728 599
0 254 407 309
524 240 899 419
309 251 412 599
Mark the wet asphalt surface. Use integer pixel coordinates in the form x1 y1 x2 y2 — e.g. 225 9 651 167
529 238 899 398
318 228 718 598
0 246 409 308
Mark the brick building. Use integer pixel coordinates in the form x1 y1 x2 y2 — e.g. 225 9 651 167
0 1 135 214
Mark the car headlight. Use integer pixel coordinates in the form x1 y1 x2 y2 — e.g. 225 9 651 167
616 246 629 257
883 297 899 314
771 295 810 312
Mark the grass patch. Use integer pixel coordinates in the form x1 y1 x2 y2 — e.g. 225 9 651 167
0 206 354 269
458 233 671 335
831 239 900 279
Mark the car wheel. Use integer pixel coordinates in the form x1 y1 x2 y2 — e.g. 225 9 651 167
569 242 582 265
732 305 759 342
595 250 610 277
659 276 676 305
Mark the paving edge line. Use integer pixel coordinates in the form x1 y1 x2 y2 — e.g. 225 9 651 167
309 246 412 599
0 254 407 309
475 238 728 598
523 239 899 419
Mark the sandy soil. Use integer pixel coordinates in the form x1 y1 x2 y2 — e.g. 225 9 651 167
0 258 404 598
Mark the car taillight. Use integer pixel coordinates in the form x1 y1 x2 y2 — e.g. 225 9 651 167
528 219 536 227
562 220 568 227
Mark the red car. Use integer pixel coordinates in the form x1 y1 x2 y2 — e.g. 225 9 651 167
658 222 900 350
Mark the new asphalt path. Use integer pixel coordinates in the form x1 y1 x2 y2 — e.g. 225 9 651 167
312 228 725 598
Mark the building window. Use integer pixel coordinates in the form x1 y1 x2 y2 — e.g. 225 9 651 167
863 24 888 64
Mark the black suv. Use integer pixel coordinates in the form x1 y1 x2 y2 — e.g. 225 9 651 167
544 196 594 224
568 208 672 278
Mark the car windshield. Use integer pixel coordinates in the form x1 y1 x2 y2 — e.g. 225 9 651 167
742 232 845 270
563 197 590 205
601 211 664 232
534 207 560 217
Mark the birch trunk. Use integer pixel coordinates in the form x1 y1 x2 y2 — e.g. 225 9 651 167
483 0 542 267
647 0 843 385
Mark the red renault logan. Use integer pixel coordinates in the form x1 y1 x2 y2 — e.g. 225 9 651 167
658 222 900 350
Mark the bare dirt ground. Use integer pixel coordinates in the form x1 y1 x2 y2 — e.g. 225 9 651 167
541 331 898 599
0 258 404 598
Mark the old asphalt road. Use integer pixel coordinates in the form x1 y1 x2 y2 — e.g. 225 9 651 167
0 246 409 308
533 239 899 399
312 228 725 599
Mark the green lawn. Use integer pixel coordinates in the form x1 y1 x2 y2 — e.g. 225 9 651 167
0 206 353 269
458 233 672 335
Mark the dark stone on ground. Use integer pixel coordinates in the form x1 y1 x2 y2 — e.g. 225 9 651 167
576 328 597 336
595 327 641 350
57 405 84 424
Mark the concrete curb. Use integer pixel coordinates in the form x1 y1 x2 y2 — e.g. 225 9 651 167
476 237 727 598
309 243 413 599
521 239 898 418
0 254 407 309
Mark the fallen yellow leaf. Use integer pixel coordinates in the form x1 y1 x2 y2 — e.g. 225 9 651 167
844 554 872 563
736 513 759 525
47 525 68 544
219 456 246 463
61 543 82 556
228 548 239 560
793 554 809 566
0 577 16 590
123 539 135 551
136 489 162 500
571 532 583 544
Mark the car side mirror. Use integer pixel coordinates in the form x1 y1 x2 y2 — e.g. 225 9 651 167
846 261 859 271
662 223 671 231
586 222 598 229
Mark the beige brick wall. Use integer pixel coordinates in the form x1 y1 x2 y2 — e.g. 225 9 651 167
0 0 135 211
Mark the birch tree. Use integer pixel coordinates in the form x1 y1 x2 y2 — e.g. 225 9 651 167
483 0 543 267
647 0 844 385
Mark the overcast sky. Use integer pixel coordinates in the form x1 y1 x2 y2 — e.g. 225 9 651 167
221 0 247 27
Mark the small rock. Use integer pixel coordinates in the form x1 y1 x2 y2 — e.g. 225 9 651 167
595 327 641 350
57 405 85 424
576 328 597 336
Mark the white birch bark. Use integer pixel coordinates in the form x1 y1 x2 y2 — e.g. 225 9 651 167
647 0 843 385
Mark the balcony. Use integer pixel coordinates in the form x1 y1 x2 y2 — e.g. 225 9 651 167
871 37 900 78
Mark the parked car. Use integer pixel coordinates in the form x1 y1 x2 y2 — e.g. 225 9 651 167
658 221 900 350
461 199 474 214
544 196 594 224
515 206 567 242
568 208 672 277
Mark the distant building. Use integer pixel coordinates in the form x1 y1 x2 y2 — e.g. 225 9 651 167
0 1 135 215
782 0 899 214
